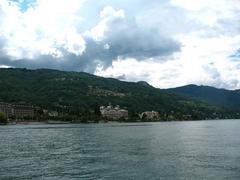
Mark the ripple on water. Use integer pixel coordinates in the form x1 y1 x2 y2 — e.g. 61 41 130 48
0 120 240 179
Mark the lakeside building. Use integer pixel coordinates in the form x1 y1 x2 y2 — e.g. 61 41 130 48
0 103 13 118
140 111 160 120
48 111 59 117
12 104 34 118
0 103 34 118
100 104 128 120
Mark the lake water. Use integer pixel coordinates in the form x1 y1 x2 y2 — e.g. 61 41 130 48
0 120 240 180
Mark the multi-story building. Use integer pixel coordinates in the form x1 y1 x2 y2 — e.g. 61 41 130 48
100 104 128 120
12 104 34 118
0 103 14 117
0 103 34 118
140 111 160 120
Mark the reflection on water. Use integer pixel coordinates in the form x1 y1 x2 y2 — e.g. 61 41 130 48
0 120 240 179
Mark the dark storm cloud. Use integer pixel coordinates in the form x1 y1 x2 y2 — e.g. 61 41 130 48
81 30 181 72
104 28 181 60
0 29 181 73
0 1 182 72
0 23 181 73
94 9 181 62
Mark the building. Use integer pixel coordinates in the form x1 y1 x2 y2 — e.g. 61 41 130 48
100 104 128 120
0 103 34 118
0 103 14 117
48 111 59 117
12 104 34 118
140 111 160 120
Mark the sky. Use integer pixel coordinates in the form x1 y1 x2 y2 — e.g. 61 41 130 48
0 0 240 89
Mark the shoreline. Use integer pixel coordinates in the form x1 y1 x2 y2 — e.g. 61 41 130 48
2 118 240 126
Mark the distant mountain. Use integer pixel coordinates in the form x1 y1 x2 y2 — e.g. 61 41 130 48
167 84 240 110
0 68 227 120
137 81 152 87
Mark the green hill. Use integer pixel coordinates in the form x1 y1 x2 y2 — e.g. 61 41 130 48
0 68 237 120
167 84 240 111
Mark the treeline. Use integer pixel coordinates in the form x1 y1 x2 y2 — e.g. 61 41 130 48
1 108 240 125
0 112 8 124
0 68 239 124
28 107 240 122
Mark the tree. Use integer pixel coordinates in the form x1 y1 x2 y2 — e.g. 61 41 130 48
141 113 147 121
0 112 8 124
94 103 101 116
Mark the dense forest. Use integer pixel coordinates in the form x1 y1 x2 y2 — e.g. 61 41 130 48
168 84 240 111
0 68 239 121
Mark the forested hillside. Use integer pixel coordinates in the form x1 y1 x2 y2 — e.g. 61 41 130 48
0 68 237 120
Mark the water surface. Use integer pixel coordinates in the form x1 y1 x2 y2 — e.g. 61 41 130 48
0 120 240 179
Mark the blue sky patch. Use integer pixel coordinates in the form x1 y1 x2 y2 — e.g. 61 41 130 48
10 0 36 12
229 49 240 60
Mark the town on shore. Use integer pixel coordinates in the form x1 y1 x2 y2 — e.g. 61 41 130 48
0 101 235 125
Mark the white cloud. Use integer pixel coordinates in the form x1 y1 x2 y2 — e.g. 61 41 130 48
0 0 86 59
171 0 240 28
62 28 86 56
95 34 240 89
0 0 240 89
0 65 11 68
87 6 125 41
94 0 240 89
95 58 184 89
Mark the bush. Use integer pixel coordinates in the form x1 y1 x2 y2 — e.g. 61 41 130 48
0 112 8 124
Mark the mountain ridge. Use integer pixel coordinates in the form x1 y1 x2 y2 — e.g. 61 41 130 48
0 68 239 120
167 84 240 110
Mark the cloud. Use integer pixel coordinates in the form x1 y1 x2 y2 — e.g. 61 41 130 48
85 6 181 62
95 58 184 88
0 0 240 89
0 0 86 59
0 2 181 72
230 49 240 60
89 6 125 41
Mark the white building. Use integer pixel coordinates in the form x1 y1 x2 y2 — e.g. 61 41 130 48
100 105 128 120
48 111 59 117
140 111 159 120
